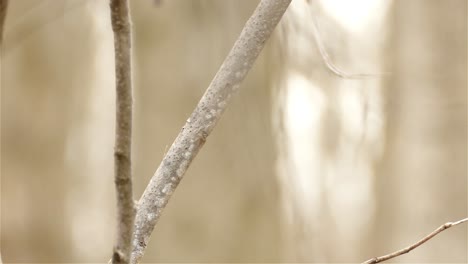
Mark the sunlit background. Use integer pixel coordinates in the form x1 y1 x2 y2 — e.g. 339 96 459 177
1 0 466 262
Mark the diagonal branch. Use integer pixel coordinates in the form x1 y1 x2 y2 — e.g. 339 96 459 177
110 0 135 263
362 218 468 264
130 0 292 262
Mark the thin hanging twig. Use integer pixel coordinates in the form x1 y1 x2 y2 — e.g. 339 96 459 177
110 0 135 263
130 0 292 262
309 9 390 79
362 218 468 264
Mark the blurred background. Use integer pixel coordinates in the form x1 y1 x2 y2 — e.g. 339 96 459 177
1 0 466 262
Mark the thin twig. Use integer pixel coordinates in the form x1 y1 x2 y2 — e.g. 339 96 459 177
130 0 291 262
309 9 390 79
362 218 468 264
0 0 8 44
110 0 135 263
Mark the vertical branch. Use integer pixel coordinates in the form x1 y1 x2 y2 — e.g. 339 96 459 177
0 0 8 44
130 0 291 263
110 0 135 263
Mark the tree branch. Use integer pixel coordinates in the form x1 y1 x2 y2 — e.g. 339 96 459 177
130 0 291 262
110 0 135 263
362 218 468 264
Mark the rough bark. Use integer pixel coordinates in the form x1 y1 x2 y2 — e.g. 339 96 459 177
130 0 291 262
110 0 135 263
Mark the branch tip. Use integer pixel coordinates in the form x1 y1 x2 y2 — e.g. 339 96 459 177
362 217 468 264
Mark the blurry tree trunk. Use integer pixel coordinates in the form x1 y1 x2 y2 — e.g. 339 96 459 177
271 0 389 261
0 0 7 43
375 0 467 262
1 18 73 262
2 1 116 261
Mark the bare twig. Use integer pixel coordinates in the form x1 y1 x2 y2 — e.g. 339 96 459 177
309 10 390 79
362 218 468 264
0 0 8 44
110 0 135 263
130 0 291 262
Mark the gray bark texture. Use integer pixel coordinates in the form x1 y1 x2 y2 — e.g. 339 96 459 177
130 0 291 262
110 0 135 263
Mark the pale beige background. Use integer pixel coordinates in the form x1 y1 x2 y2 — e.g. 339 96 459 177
1 0 466 262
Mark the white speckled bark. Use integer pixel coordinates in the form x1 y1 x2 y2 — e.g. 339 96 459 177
130 0 291 262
